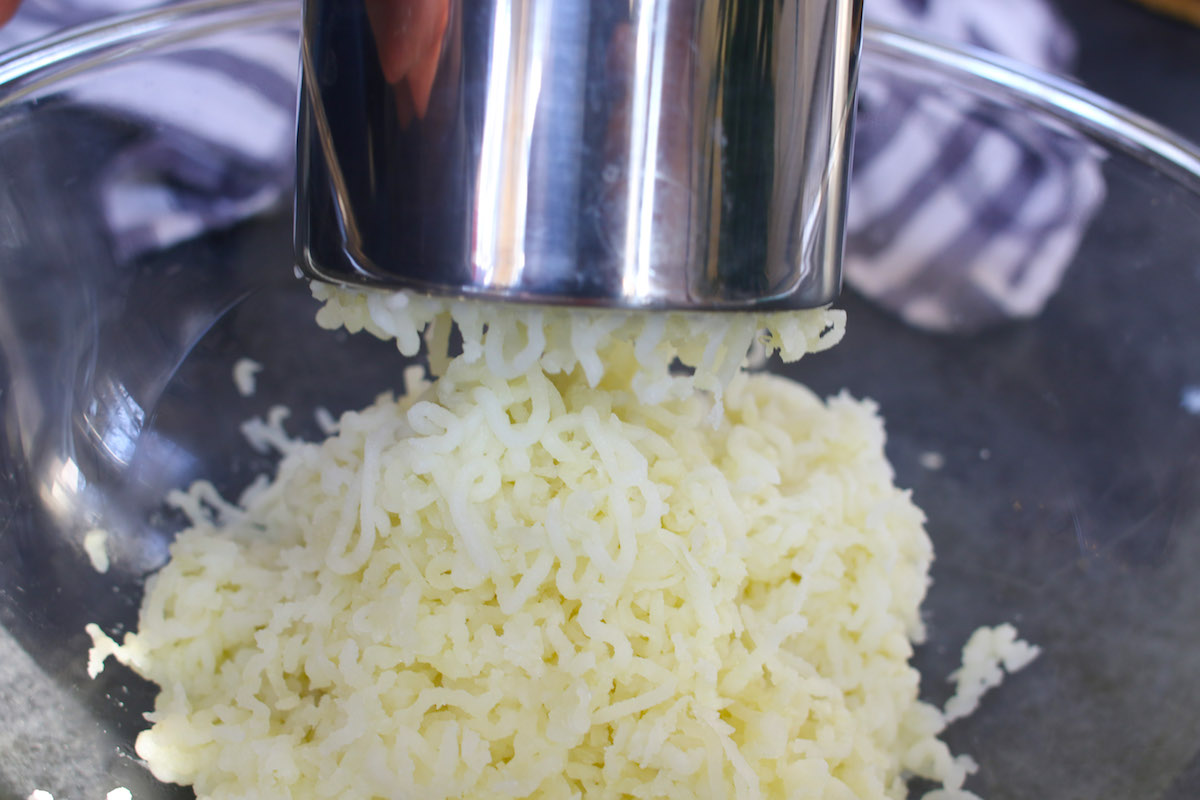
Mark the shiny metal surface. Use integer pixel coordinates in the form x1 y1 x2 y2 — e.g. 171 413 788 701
295 0 862 309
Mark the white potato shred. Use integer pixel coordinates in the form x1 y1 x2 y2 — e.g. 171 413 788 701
105 287 986 799
83 527 110 574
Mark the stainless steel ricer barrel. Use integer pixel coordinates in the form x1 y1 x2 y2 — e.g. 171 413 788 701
295 0 862 310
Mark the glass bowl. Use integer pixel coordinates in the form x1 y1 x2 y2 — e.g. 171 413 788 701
2 2 1199 798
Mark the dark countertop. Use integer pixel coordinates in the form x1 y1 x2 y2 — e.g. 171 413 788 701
1054 0 1200 141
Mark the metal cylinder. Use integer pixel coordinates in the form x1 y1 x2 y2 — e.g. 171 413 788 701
296 0 862 310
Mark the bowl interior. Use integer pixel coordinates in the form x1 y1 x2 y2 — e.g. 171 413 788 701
2 7 1200 799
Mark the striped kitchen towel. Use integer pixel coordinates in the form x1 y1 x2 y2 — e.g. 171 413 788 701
0 0 1105 332
849 0 1106 332
0 0 299 261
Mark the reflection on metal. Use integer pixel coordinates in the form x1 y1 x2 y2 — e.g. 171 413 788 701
295 0 862 309
297 27 366 280
472 0 529 289
621 0 670 302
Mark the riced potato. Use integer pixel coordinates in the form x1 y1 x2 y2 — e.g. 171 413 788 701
91 289 1006 799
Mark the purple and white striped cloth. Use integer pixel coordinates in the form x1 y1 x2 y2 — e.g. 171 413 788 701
0 0 1104 332
849 0 1105 331
0 0 298 260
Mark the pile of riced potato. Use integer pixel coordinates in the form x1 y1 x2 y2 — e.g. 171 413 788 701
89 286 1037 800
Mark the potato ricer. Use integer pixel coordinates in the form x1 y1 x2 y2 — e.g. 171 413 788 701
295 0 862 310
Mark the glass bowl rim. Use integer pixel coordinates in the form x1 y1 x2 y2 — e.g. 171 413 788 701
0 0 1197 195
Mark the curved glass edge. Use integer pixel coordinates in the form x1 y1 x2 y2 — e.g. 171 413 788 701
863 26 1200 197
0 0 295 104
0 0 1198 196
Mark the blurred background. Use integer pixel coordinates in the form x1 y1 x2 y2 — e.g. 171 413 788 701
2 0 1197 136
1055 0 1199 141
2 0 1197 138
